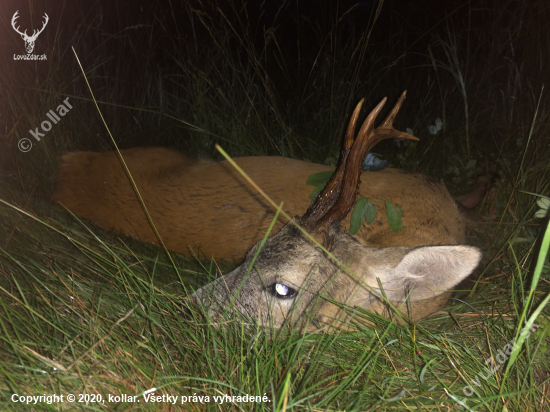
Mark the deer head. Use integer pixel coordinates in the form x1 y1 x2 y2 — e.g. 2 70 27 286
12 11 49 54
190 92 482 330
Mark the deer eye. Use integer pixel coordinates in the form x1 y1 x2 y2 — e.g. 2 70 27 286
271 283 297 299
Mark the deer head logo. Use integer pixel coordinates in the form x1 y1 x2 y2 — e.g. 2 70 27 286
12 11 49 54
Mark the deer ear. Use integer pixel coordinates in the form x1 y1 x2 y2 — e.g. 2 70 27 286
381 245 482 301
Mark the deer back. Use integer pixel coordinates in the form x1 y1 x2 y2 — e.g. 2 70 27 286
54 148 465 260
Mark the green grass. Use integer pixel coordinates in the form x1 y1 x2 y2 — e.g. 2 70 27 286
0 200 548 410
1 0 550 409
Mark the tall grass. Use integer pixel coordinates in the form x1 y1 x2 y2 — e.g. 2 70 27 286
1 0 549 409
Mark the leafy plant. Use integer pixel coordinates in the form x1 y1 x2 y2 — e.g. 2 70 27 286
306 171 404 234
305 170 335 200
349 196 377 234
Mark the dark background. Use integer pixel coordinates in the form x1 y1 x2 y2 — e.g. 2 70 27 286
1 0 548 202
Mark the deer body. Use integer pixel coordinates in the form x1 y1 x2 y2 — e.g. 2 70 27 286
55 148 465 261
55 92 482 329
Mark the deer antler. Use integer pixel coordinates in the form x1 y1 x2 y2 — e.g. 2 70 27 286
300 91 418 246
300 98 364 223
11 11 26 37
11 11 49 40
32 13 49 39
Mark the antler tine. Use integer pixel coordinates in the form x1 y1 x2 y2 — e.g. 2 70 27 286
316 97 387 232
11 11 26 36
343 98 365 152
36 13 49 36
300 99 364 224
376 91 418 142
12 10 19 26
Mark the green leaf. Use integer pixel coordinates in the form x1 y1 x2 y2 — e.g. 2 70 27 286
306 170 334 187
385 201 403 232
350 196 368 235
535 209 548 218
308 185 324 201
364 200 377 224
536 197 550 210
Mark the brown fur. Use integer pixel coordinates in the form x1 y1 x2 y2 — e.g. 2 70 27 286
54 147 465 261
54 146 481 330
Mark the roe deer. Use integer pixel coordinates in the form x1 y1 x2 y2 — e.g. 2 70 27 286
54 107 483 262
189 93 482 330
54 91 482 329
